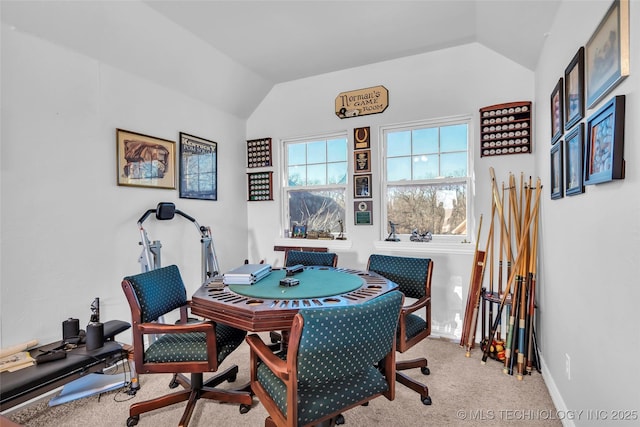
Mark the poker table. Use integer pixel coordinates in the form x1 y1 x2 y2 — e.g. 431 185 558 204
191 266 397 332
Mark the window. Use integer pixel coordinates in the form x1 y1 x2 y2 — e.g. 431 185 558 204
382 116 471 241
283 134 348 236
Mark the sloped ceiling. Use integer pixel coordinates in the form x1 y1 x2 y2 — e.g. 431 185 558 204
1 0 560 119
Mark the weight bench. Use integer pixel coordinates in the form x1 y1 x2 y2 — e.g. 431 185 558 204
0 320 131 411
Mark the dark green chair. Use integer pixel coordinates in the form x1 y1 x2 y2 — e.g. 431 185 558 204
121 265 252 427
367 254 433 405
247 290 404 427
284 250 338 267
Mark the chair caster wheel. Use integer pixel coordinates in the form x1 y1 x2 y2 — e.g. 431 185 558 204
422 396 432 405
336 414 345 425
240 404 251 414
168 379 180 388
421 366 430 375
126 415 139 426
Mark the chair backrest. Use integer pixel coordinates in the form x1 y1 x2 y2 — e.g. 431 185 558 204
122 265 188 323
285 250 338 267
367 254 431 300
294 290 403 387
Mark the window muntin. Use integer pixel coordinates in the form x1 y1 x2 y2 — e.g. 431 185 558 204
284 135 347 234
383 118 471 240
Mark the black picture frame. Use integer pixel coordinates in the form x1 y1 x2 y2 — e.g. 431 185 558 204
586 0 630 109
179 132 217 200
584 95 625 185
550 142 564 199
564 47 585 131
550 78 564 144
354 174 372 198
564 123 585 196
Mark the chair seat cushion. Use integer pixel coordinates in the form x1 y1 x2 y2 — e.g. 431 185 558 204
401 313 427 341
145 324 246 364
256 354 389 426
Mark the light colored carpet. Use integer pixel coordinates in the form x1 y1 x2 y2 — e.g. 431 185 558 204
6 335 560 426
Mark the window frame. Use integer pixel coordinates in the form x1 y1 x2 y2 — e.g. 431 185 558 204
280 132 349 238
379 115 474 244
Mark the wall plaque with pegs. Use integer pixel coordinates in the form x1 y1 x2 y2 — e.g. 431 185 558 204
247 137 272 168
247 171 273 201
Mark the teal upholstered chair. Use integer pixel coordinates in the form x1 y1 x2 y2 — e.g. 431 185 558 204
121 265 252 427
284 250 338 267
247 290 404 427
367 254 433 405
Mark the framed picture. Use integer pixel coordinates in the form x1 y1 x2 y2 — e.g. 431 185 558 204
354 150 371 173
550 142 564 200
564 47 585 130
354 127 370 149
354 200 373 225
586 0 630 109
585 95 625 185
550 78 563 144
292 224 307 238
116 129 176 189
564 124 585 196
354 174 372 198
179 132 217 200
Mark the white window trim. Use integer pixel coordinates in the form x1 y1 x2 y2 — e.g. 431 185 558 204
377 114 477 251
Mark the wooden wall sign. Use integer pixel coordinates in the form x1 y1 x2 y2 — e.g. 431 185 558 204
336 85 388 119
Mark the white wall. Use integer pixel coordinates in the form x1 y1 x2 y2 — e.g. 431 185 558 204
0 27 250 346
534 0 640 422
247 42 536 339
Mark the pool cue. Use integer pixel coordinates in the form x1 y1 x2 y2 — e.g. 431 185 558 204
496 183 506 340
460 215 483 347
482 180 541 365
466 203 494 356
516 180 534 379
526 184 541 374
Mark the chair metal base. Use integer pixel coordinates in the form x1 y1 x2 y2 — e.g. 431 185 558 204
126 365 253 427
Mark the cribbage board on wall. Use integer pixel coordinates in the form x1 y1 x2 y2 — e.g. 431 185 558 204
246 137 272 168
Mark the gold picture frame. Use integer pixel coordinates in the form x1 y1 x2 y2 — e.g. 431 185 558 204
116 129 176 189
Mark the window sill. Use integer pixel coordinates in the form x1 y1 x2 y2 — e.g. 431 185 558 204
274 238 353 251
373 240 475 255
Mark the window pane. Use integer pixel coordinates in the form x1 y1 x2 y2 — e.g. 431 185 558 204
307 141 326 163
441 152 467 177
288 189 346 232
288 165 306 186
327 161 347 184
327 138 347 162
387 157 411 181
288 144 306 165
387 131 411 157
307 164 326 185
441 124 468 152
413 128 438 154
412 155 438 180
386 183 467 235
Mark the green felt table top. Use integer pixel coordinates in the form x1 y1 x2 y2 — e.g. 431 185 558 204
228 267 363 299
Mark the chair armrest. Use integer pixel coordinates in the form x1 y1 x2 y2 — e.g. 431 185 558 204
246 334 289 380
402 295 430 316
138 320 214 335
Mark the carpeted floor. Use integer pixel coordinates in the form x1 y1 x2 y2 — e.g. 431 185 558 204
5 335 561 426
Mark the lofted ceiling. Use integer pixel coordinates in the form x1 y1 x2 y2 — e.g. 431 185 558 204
145 0 561 83
1 0 561 118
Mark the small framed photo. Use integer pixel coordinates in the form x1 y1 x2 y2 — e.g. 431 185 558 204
564 47 585 131
179 132 217 200
550 78 564 144
292 224 307 238
354 200 373 225
550 142 564 199
116 129 176 189
354 127 370 149
586 0 630 109
354 150 371 173
354 174 372 198
585 95 625 185
564 124 585 196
